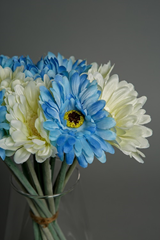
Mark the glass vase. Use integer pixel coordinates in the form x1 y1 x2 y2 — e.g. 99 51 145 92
4 166 93 240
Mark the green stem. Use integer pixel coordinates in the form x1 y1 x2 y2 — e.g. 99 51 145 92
24 158 44 196
64 158 78 189
42 158 55 214
4 157 60 240
50 157 56 183
39 228 47 240
26 198 55 240
4 157 53 218
22 161 36 189
33 221 42 240
54 156 68 211
34 155 43 190
53 221 67 240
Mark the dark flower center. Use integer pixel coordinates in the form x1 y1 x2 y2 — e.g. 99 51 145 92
68 111 80 125
64 110 84 128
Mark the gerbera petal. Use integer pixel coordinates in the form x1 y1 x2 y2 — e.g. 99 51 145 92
14 147 31 164
96 117 116 129
43 121 59 131
96 129 116 141
77 154 88 168
88 100 106 116
70 72 80 96
0 148 5 160
66 149 75 165
97 151 106 163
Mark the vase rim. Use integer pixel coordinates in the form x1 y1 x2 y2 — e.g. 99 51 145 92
11 167 80 199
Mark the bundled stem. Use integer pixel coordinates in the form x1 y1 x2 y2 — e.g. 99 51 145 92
53 156 68 211
4 155 78 240
64 158 78 189
50 157 56 183
42 158 55 214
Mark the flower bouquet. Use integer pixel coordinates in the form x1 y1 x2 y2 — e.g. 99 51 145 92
0 53 152 240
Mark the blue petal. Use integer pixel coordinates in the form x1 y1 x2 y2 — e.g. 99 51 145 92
57 134 67 146
49 129 61 141
79 78 89 92
51 81 61 108
57 145 64 161
0 123 10 130
92 110 109 121
0 148 5 160
80 138 94 159
37 58 44 70
70 72 80 96
57 53 63 65
97 151 106 163
66 149 75 165
43 121 59 131
96 117 116 129
74 139 82 156
77 154 88 168
63 141 73 153
0 129 4 139
67 136 76 145
66 58 73 72
86 136 102 158
0 106 7 122
48 52 56 60
88 100 106 116
96 129 116 140
80 85 97 104
0 89 5 105
82 93 100 109
40 86 54 103
91 134 115 154
82 150 94 164
46 107 60 121
80 74 87 84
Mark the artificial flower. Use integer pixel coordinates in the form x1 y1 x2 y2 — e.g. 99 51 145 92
0 89 10 160
0 55 33 71
88 62 152 163
0 80 57 163
18 52 91 81
0 65 31 93
39 72 116 168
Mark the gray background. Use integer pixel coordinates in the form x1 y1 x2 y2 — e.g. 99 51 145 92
0 0 159 239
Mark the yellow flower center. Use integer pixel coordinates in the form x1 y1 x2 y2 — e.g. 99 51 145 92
64 110 84 128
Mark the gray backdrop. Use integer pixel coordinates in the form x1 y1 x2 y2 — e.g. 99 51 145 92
0 0 159 239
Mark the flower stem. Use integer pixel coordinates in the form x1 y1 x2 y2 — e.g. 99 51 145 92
4 158 60 240
64 157 78 189
54 156 68 211
53 221 67 240
4 157 53 217
50 157 56 183
33 221 42 240
24 158 44 196
34 155 44 190
42 158 55 214
26 198 56 240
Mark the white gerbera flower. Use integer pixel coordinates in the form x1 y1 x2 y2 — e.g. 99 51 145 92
0 80 57 163
88 62 152 163
0 66 32 92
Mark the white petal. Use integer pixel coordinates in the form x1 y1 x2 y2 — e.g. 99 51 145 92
14 147 31 164
32 139 46 145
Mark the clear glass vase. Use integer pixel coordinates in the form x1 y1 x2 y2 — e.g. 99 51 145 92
4 167 93 240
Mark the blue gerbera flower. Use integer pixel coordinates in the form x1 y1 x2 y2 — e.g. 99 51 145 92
39 72 116 168
0 54 33 71
24 52 91 80
0 90 10 160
